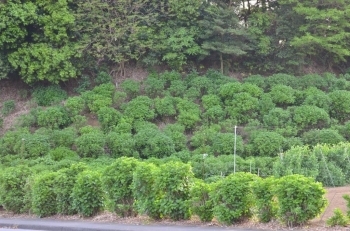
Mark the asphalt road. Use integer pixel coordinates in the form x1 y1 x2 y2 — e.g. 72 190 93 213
0 218 260 231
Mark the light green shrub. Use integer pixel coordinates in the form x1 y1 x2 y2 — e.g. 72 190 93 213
326 208 349 227
190 180 214 222
32 85 67 106
106 132 136 158
120 79 140 98
37 106 71 129
64 96 85 116
97 107 122 133
75 131 105 158
123 96 155 121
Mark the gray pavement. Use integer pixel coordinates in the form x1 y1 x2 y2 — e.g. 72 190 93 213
0 218 260 231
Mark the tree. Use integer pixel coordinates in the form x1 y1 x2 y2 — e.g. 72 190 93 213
199 2 250 74
0 0 78 83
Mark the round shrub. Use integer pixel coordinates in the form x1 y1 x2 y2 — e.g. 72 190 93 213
190 180 214 222
51 127 77 148
329 90 350 122
155 161 194 220
54 163 87 215
64 96 85 116
0 128 30 155
120 79 140 98
14 133 51 158
154 96 177 117
303 87 331 112
242 74 267 90
269 84 296 106
219 82 242 103
48 147 79 161
0 166 31 213
95 71 112 85
251 177 277 223
37 106 71 129
102 157 139 217
302 129 345 146
263 108 291 128
211 133 244 156
201 94 222 110
132 162 161 219
144 76 166 98
32 85 68 106
163 124 187 152
134 127 175 159
106 132 136 158
32 172 59 217
226 92 259 124
210 172 257 224
274 174 327 226
72 170 103 217
75 131 105 158
167 80 187 97
97 107 122 133
123 96 155 121
250 131 285 156
266 73 298 89
292 105 330 130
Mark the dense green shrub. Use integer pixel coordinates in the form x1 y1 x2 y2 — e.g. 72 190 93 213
163 124 187 152
269 84 296 106
14 133 51 158
54 163 87 215
64 96 85 116
72 170 103 217
257 94 275 118
82 91 113 113
211 133 244 156
120 79 140 98
298 74 329 90
71 115 88 129
75 131 105 158
37 106 71 129
201 94 222 109
144 76 166 98
74 75 92 93
2 100 15 116
106 132 136 158
263 108 291 128
274 175 327 227
32 85 68 106
250 131 285 156
51 127 77 148
0 128 30 155
167 80 187 97
266 73 298 89
95 71 112 85
113 91 127 107
210 172 257 224
292 105 330 130
202 105 225 125
132 162 161 219
190 180 214 222
176 99 201 129
154 96 177 117
102 157 139 217
0 166 31 213
226 92 259 124
187 76 213 96
123 96 155 121
326 208 349 227
242 74 267 90
303 87 331 112
155 161 193 220
219 82 242 103
134 126 175 159
97 107 122 133
302 129 345 146
273 146 319 179
328 90 350 122
251 177 276 222
190 125 220 153
32 172 59 217
48 147 79 161
241 83 264 98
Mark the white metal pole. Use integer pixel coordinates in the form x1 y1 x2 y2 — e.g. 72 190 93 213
234 125 237 174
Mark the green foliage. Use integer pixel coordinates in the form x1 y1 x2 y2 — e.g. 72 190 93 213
132 162 161 219
37 106 71 129
72 170 103 217
292 105 330 130
303 87 331 112
97 107 122 133
51 127 77 148
74 75 92 94
75 131 105 158
113 91 127 108
32 172 59 217
15 133 51 158
144 77 166 98
123 96 155 121
48 147 79 162
274 175 327 227
54 163 87 215
343 194 350 217
250 131 285 156
0 166 31 213
163 124 187 152
32 85 68 106
269 85 296 106
102 157 139 217
225 92 259 124
302 129 345 146
329 90 350 122
211 133 244 156
326 208 349 227
176 99 201 129
154 96 177 118
210 172 257 225
251 177 277 223
167 80 187 97
95 71 112 85
155 161 194 220
134 126 175 159
120 79 140 98
0 128 30 155
263 108 291 128
2 100 15 116
64 96 86 116
106 132 136 158
190 180 214 222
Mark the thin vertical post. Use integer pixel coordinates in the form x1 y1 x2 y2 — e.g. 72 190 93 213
234 125 237 174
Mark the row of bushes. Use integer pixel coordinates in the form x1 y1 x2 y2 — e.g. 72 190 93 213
0 157 327 227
